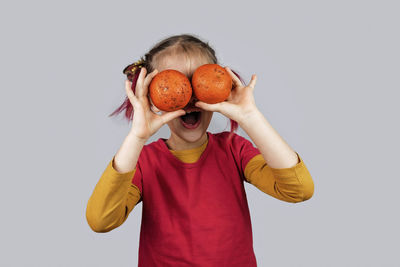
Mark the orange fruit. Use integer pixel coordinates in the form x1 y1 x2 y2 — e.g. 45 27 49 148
191 64 232 104
149 69 192 112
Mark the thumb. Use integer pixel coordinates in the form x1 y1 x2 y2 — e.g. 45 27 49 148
160 109 186 124
195 101 221 112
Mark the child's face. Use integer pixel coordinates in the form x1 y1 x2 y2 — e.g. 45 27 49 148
154 54 213 146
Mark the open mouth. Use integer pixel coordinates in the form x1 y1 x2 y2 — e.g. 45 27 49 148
180 111 201 129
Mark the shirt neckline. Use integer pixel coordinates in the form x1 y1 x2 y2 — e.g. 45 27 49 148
158 131 213 168
169 138 208 156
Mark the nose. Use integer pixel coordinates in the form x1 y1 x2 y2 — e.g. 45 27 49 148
187 94 198 106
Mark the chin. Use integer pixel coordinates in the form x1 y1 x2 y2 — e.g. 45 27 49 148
178 128 206 142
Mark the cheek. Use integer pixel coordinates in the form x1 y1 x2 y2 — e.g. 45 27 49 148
171 116 182 125
203 112 213 122
169 116 178 123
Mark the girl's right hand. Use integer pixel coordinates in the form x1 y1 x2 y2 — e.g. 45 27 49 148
125 67 186 141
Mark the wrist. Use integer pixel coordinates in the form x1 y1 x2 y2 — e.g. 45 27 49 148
236 107 261 126
127 131 148 145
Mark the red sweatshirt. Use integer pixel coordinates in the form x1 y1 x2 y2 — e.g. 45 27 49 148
132 131 260 266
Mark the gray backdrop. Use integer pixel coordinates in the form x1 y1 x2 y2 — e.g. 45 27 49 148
1 0 399 266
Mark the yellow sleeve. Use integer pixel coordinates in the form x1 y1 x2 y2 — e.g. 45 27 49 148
244 152 314 203
86 156 142 233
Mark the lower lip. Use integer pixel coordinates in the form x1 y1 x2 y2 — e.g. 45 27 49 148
180 113 202 129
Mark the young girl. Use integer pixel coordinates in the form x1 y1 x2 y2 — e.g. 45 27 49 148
86 34 314 267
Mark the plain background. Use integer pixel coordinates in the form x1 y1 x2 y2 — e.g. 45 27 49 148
1 0 399 266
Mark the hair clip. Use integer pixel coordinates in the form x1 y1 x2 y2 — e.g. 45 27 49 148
133 59 145 66
130 59 144 72
123 59 145 78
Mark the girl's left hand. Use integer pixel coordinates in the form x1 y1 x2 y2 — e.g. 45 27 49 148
194 67 259 123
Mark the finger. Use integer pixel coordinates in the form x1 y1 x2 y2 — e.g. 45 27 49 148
141 69 158 98
195 101 222 112
125 80 138 105
160 109 186 124
248 74 257 90
226 91 233 101
148 94 160 113
225 67 244 89
151 104 160 113
135 67 147 97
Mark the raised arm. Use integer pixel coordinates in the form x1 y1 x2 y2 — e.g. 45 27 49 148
86 68 186 232
194 67 314 202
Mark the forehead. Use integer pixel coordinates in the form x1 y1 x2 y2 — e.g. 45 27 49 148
154 52 211 77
